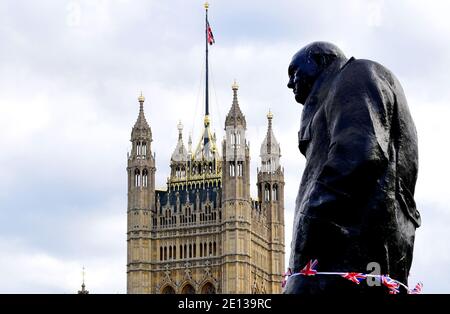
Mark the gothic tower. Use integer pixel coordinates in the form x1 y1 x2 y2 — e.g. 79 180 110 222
257 111 285 292
127 93 156 293
221 81 252 293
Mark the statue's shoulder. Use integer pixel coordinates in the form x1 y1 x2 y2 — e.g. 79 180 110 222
339 58 397 85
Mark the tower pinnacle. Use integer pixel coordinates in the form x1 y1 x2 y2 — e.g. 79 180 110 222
77 266 89 294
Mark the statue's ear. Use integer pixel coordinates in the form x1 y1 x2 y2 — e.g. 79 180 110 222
311 53 335 69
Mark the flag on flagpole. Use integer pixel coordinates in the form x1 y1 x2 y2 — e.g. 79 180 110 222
207 20 215 45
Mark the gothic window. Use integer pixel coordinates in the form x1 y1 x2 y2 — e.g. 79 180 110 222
209 242 212 256
200 243 203 257
173 246 176 260
160 247 163 261
161 285 175 294
193 243 196 258
213 242 217 256
134 169 141 187
237 161 243 176
236 132 241 145
204 243 207 256
272 185 278 201
184 244 187 259
181 284 195 294
264 184 270 202
229 162 235 177
169 246 172 259
201 282 216 294
142 142 147 157
136 142 141 156
231 133 236 146
164 246 167 261
142 169 148 187
189 244 192 258
180 245 183 259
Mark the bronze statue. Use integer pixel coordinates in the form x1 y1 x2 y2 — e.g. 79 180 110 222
285 42 420 294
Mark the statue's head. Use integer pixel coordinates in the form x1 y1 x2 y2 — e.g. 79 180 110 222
287 41 347 104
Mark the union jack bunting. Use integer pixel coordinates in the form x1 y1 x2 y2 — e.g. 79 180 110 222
388 287 400 294
381 275 400 290
341 272 366 284
280 259 422 294
409 282 423 294
299 259 318 276
281 268 292 288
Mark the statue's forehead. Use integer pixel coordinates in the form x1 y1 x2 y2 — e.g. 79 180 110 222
289 50 309 72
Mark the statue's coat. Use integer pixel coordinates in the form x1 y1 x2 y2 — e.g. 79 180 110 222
285 56 420 294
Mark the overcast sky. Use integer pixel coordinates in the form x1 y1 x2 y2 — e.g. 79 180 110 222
0 0 449 293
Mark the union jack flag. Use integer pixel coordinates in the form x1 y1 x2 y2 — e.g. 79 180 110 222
281 268 292 288
341 272 366 284
381 275 400 292
389 287 400 294
299 259 318 276
409 282 423 294
207 20 215 45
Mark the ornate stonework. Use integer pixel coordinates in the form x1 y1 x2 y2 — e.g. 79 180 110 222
127 85 285 294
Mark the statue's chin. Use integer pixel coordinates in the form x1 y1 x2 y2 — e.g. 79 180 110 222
295 93 306 105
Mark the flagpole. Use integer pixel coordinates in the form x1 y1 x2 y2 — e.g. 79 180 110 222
204 2 210 124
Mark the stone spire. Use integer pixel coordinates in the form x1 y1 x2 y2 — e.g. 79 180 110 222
131 92 152 141
260 110 281 173
171 121 188 162
77 266 89 294
225 80 246 129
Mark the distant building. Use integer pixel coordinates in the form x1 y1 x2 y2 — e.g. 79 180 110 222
77 267 89 294
126 83 285 294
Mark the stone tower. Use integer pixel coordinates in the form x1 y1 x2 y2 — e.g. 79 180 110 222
127 93 156 293
126 84 284 294
257 111 285 292
221 81 252 293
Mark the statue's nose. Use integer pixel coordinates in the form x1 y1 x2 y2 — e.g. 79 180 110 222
287 78 294 89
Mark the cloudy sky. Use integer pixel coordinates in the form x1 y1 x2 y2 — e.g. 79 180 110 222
0 0 449 293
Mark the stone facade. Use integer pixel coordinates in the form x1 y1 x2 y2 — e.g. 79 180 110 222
127 84 284 294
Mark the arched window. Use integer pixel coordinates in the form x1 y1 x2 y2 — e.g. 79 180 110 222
189 244 192 258
264 184 270 202
169 246 172 259
229 162 235 177
181 284 195 294
180 245 183 259
134 169 141 187
173 246 176 260
272 185 278 201
161 285 175 294
142 141 147 157
184 244 187 259
201 282 216 294
200 243 203 257
193 243 196 258
231 133 236 146
237 161 243 176
204 243 207 256
142 169 148 187
160 247 163 261
236 132 241 145
209 242 212 256
164 246 167 261
213 242 217 256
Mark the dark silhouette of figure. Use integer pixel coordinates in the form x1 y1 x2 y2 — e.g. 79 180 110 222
285 42 420 294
